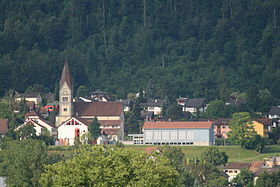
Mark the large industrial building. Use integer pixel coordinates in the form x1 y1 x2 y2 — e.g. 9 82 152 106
142 121 214 146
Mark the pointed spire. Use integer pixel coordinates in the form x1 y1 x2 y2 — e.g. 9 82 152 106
60 61 72 89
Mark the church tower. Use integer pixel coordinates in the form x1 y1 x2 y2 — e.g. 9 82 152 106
56 62 73 126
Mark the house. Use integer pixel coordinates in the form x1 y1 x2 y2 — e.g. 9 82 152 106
248 161 279 184
121 99 133 112
221 162 251 182
142 121 214 146
268 106 280 119
15 93 42 106
58 117 122 145
213 118 231 138
141 111 154 121
266 156 280 167
89 90 114 102
44 103 59 112
127 134 144 145
252 119 272 137
140 99 163 115
55 62 124 144
183 98 207 114
176 97 187 106
17 116 57 137
0 119 8 136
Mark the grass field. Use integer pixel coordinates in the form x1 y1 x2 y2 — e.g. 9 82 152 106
48 144 280 163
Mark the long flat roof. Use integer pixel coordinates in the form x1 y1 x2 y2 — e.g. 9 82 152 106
143 121 213 129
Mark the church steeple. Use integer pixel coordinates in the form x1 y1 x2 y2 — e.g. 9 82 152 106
60 61 72 90
56 61 73 126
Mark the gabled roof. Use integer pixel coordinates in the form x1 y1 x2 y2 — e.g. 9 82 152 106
74 102 123 116
0 119 8 134
221 162 251 170
60 61 72 89
99 120 121 126
185 98 206 108
212 118 231 126
254 119 272 126
269 106 280 115
17 93 41 98
25 110 40 118
143 121 213 129
140 99 163 107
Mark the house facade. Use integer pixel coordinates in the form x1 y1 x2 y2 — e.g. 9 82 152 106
252 119 272 137
142 121 214 146
140 99 163 115
15 93 42 106
183 98 207 114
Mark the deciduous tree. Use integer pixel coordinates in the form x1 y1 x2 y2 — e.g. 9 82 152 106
228 112 256 148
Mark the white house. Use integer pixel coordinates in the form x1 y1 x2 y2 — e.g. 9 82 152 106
15 93 42 106
183 98 207 114
17 117 57 137
268 106 280 119
140 99 163 115
57 117 123 145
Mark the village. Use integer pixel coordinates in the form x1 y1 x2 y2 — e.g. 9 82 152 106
0 62 279 185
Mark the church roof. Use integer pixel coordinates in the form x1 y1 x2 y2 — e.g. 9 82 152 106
73 102 123 116
60 61 72 89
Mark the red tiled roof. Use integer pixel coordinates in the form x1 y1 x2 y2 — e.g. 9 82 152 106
101 128 120 135
221 162 251 169
0 119 8 134
25 110 40 118
74 102 122 116
99 120 121 126
143 121 213 129
249 161 265 173
254 119 272 126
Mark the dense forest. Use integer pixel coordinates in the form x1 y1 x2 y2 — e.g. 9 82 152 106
0 0 280 109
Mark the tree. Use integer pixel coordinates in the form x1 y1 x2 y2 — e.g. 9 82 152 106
40 146 180 186
228 112 257 149
16 124 37 140
255 170 280 187
201 147 228 166
0 139 48 186
157 146 195 186
76 85 89 97
187 163 228 187
232 169 254 187
203 100 226 119
89 117 100 140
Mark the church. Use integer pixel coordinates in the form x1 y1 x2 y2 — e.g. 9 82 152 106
56 62 124 145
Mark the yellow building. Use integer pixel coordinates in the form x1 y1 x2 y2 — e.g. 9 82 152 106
252 119 272 137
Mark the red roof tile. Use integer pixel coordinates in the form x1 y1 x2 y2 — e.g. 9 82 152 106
25 110 40 118
74 102 122 116
99 120 121 126
143 121 213 129
0 119 8 134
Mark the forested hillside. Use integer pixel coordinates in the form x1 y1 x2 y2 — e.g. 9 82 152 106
0 0 280 107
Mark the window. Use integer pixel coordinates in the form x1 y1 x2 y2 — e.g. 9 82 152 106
62 97 68 102
234 170 238 173
63 108 67 112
